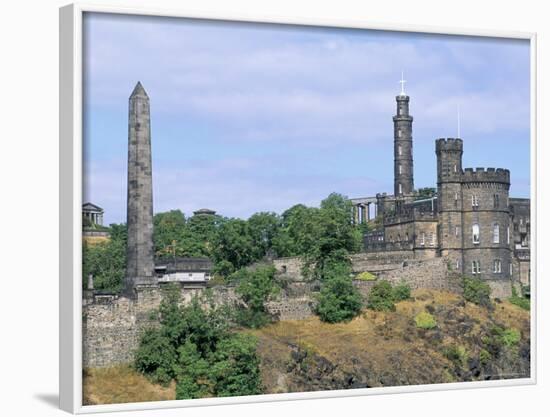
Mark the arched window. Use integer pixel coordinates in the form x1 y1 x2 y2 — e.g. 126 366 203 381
398 183 403 195
493 223 500 244
472 224 480 244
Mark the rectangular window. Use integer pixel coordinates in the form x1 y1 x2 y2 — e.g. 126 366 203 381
472 224 480 244
507 226 510 244
399 164 402 175
509 263 513 275
455 226 459 237
454 164 457 173
419 232 425 246
398 129 402 138
429 232 435 247
471 195 479 208
493 223 500 244
493 194 500 208
493 259 502 273
398 183 403 195
456 259 460 270
472 260 481 275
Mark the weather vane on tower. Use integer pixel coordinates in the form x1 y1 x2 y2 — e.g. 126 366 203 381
399 70 407 96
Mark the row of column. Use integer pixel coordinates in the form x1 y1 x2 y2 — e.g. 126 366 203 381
85 212 103 226
352 203 377 224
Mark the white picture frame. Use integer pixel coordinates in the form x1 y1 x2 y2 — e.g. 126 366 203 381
59 2 537 413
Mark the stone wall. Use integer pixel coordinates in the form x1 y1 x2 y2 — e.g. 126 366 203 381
83 255 483 368
265 297 315 321
378 257 462 293
83 287 162 368
353 257 462 300
273 257 305 281
83 283 246 368
485 279 513 299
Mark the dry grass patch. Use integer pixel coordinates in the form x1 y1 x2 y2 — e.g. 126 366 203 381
83 365 175 405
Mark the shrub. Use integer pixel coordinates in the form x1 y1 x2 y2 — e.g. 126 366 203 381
414 311 437 329
136 289 262 399
482 325 521 357
479 348 491 365
443 345 468 368
134 329 177 385
509 286 530 310
367 281 396 312
501 328 521 348
316 274 363 323
392 282 411 301
356 271 377 281
463 276 492 308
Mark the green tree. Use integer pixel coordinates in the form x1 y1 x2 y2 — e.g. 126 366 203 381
207 334 262 397
134 328 177 385
82 223 126 292
153 210 188 259
174 341 212 399
233 265 279 328
247 212 280 260
415 187 436 200
187 213 225 257
306 193 362 279
135 287 262 399
272 204 320 257
212 219 256 274
316 261 362 323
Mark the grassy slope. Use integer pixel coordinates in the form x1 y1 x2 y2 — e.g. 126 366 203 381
247 289 530 393
83 366 175 405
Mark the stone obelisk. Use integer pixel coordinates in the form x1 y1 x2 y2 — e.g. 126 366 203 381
124 82 156 296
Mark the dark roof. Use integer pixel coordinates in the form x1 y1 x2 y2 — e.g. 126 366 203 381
82 202 104 212
155 257 213 273
193 208 217 216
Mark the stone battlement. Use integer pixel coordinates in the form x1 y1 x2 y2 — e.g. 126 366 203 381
462 167 510 184
435 138 463 152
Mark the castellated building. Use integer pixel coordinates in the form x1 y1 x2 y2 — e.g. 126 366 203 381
352 90 530 295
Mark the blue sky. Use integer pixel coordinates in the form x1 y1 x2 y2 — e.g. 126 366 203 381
83 12 531 225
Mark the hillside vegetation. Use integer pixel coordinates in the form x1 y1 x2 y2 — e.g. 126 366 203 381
83 289 529 404
248 289 530 393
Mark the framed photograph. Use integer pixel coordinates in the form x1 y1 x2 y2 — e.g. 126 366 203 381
60 2 536 413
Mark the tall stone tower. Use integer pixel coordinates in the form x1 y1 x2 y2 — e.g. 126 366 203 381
124 82 156 296
393 91 414 198
436 138 464 270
